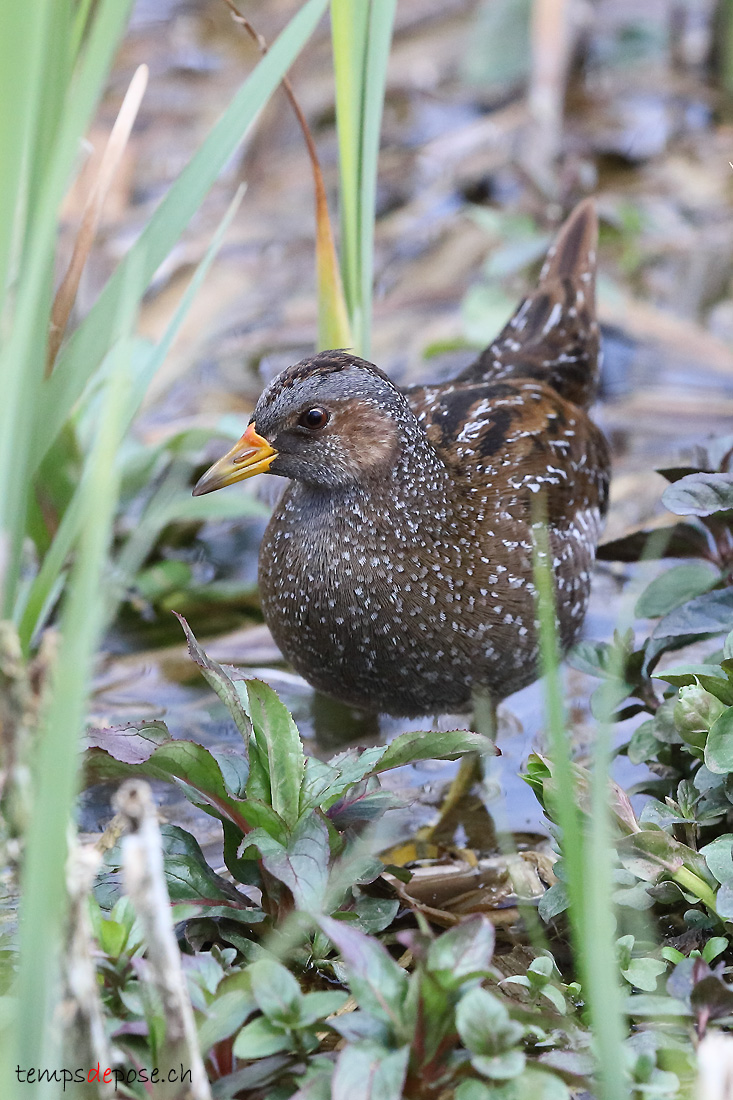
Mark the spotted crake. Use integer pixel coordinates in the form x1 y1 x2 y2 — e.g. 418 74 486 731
193 199 609 717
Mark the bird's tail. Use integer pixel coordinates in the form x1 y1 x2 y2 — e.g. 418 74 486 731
458 199 600 410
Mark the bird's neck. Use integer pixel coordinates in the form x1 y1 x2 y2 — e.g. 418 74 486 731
282 425 457 535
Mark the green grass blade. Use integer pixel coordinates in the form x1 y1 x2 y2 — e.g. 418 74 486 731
17 186 245 648
331 0 369 348
0 0 54 323
12 338 137 1099
0 0 134 615
358 0 395 360
533 509 627 1100
35 0 329 474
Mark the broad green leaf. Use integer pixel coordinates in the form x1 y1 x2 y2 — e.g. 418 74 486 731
627 719 660 765
621 956 666 992
232 1015 293 1060
244 814 330 913
375 728 497 771
427 915 495 987
458 1067 570 1100
302 731 496 816
654 589 733 639
567 639 614 678
617 830 714 886
319 915 408 1028
234 677 304 828
175 613 252 747
248 957 303 1026
331 1041 409 1100
456 986 523 1059
662 472 733 517
472 1051 526 1081
635 562 719 619
196 971 256 1055
626 994 691 1017
700 835 733 885
327 782 400 829
160 825 248 905
298 990 349 1027
656 663 731 687
704 708 733 774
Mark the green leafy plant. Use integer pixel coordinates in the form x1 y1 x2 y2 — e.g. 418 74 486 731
88 616 496 935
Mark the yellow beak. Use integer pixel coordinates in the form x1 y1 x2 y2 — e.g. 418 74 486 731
192 422 278 496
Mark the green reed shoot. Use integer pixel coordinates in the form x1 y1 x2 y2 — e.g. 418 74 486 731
532 512 627 1100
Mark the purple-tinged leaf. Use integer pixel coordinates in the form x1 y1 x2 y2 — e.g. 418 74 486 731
86 721 169 763
243 814 330 913
318 915 408 1027
427 915 495 986
84 731 250 834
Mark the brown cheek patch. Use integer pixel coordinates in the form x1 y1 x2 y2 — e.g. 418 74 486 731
334 399 401 477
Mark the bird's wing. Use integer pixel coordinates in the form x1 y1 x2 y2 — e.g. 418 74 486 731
407 378 610 526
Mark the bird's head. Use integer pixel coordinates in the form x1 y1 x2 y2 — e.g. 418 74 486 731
193 350 409 495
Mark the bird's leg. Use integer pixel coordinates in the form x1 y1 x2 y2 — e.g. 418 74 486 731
420 689 497 845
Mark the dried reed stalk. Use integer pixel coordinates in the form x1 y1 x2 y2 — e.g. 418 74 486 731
115 779 212 1100
47 64 149 374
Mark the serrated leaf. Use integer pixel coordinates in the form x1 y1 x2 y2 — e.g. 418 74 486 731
662 472 733 517
84 730 250 833
375 728 497 771
175 613 252 747
301 730 495 817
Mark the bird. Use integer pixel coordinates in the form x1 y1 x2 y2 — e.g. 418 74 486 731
193 200 609 726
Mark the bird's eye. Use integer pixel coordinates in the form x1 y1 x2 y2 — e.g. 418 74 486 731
299 407 330 430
